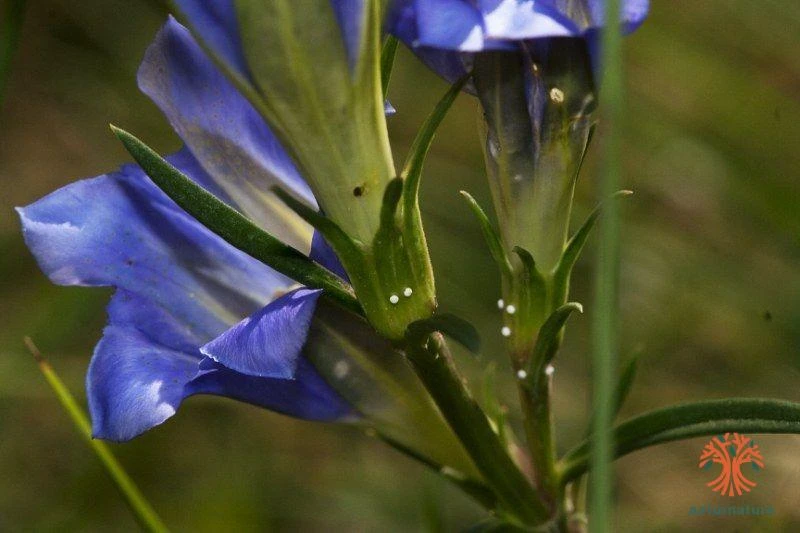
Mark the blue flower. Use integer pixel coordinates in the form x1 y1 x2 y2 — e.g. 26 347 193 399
17 17 362 442
388 0 649 80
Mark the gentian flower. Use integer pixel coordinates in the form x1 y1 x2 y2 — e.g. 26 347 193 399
388 0 649 80
168 1 438 342
16 13 471 478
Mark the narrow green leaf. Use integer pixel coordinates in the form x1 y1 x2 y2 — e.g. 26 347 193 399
402 74 470 207
584 355 640 438
460 191 513 277
0 0 25 106
374 431 497 511
380 35 399 97
111 125 361 315
407 313 481 354
524 302 583 382
24 338 169 533
560 397 800 485
553 190 632 297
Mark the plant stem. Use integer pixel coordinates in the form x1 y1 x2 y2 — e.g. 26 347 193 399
404 333 549 527
517 372 558 515
590 0 624 529
25 338 169 533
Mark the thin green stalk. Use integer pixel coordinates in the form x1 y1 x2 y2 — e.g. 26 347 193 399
24 338 169 533
404 333 549 527
590 0 624 530
517 376 558 515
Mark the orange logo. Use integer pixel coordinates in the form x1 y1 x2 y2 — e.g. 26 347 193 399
699 433 764 497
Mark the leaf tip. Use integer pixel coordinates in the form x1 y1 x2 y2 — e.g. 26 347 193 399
23 336 44 364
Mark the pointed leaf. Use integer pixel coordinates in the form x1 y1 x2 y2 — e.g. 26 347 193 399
270 185 363 261
460 191 513 277
111 126 360 315
402 74 470 208
553 190 632 298
525 302 583 380
559 398 800 484
612 356 639 419
375 432 496 510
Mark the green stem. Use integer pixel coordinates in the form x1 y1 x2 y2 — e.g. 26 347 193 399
517 375 558 515
404 333 549 527
25 338 169 533
590 0 624 529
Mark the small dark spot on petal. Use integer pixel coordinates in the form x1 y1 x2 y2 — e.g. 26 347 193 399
353 186 364 197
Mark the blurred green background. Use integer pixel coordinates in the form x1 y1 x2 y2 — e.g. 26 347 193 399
1 1 798 531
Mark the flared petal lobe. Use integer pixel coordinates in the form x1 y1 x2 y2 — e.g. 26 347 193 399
18 155 354 441
201 288 323 379
138 17 314 250
387 0 650 61
170 0 249 76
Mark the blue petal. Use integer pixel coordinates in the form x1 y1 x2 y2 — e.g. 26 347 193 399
87 290 203 441
188 357 354 422
415 0 486 51
88 290 353 441
201 288 323 379
17 152 287 340
170 0 249 76
586 0 650 34
138 17 314 249
330 0 365 70
309 230 349 281
478 0 578 40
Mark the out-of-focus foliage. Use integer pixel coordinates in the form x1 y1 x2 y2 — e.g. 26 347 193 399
0 0 798 530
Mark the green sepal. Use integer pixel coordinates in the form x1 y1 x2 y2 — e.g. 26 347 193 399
402 74 470 205
380 35 399 98
270 185 364 261
407 313 482 354
552 190 633 301
511 246 547 293
460 191 513 278
378 177 404 231
111 125 361 315
523 302 583 385
559 397 800 485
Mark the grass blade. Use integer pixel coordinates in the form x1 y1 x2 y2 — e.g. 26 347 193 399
24 338 169 533
590 0 624 529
